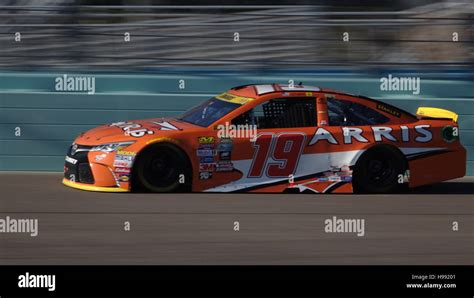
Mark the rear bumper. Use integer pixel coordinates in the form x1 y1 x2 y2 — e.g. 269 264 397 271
62 178 129 192
408 146 467 188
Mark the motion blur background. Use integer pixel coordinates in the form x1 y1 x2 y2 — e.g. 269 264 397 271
0 0 473 173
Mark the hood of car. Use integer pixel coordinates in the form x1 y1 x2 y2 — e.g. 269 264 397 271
73 118 196 145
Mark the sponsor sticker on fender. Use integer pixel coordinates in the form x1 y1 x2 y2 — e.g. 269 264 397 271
117 151 136 156
65 156 78 165
200 156 215 163
114 154 134 168
198 136 215 144
197 149 217 157
117 174 130 182
215 161 234 172
95 154 107 162
199 172 213 180
199 163 215 172
115 167 131 174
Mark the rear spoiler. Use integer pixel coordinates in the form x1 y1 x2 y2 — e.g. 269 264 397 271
416 107 458 123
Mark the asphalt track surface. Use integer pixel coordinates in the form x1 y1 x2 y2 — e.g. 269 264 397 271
0 172 472 265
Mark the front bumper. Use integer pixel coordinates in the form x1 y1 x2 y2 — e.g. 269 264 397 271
62 178 129 192
63 144 131 192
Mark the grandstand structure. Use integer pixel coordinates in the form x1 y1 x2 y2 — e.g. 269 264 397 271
0 1 472 71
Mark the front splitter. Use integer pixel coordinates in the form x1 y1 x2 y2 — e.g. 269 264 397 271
62 178 129 193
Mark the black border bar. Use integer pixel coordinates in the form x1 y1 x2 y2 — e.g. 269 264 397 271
0 265 472 297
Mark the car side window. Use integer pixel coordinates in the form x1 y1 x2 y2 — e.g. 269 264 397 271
327 98 389 126
232 97 317 129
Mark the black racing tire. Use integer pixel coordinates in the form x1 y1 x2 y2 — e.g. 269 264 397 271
353 145 407 194
132 143 192 193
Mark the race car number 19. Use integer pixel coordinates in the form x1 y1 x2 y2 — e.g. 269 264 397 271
248 133 306 178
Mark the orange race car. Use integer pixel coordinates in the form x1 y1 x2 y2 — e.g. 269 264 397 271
62 84 466 194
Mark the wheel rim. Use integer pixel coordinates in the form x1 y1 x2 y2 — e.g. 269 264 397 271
143 150 180 188
367 156 395 186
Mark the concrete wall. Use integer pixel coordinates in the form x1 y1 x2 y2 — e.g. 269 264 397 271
0 71 472 174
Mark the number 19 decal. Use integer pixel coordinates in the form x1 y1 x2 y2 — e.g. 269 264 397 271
248 132 306 178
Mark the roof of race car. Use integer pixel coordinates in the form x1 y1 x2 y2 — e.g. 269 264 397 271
218 83 417 121
253 84 321 95
224 84 322 103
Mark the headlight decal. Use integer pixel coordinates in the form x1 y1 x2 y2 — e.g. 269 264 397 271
91 142 135 153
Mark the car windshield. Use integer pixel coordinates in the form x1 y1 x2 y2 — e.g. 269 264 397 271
179 97 241 127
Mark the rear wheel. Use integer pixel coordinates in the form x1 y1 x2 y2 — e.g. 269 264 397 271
353 146 407 194
132 143 191 192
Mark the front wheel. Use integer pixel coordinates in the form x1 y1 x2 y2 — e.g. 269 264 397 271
132 143 191 192
353 146 407 194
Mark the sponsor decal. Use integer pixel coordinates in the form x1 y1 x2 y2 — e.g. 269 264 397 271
152 121 179 131
308 125 433 145
199 163 215 172
341 176 352 182
199 156 215 163
94 154 107 161
113 154 134 168
197 143 217 158
314 165 353 182
441 126 458 143
70 144 79 154
115 167 131 174
198 143 215 153
376 104 401 118
113 160 131 168
116 151 136 156
325 94 335 99
219 150 231 161
65 156 78 165
117 174 130 182
110 122 154 138
198 136 215 144
215 161 234 172
341 165 351 172
199 172 213 180
198 143 215 149
215 92 254 105
197 149 217 157
217 137 233 160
